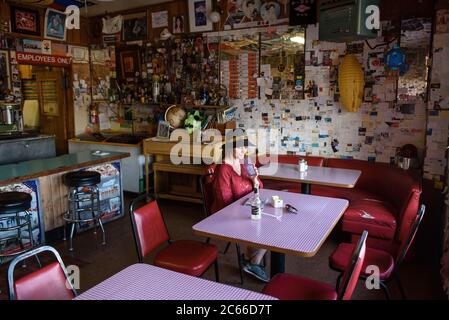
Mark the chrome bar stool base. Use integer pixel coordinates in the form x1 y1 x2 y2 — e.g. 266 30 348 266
63 171 106 252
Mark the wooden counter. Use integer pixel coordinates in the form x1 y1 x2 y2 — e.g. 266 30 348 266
0 151 130 257
0 151 129 186
143 138 222 204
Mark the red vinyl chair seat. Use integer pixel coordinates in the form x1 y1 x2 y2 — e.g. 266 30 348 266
329 243 395 280
154 240 218 277
262 273 338 300
342 200 397 240
14 262 75 300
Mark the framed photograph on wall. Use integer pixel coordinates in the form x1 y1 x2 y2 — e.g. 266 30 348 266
173 15 185 34
0 50 11 91
10 6 40 36
188 0 213 33
123 13 148 41
119 49 140 79
44 8 67 41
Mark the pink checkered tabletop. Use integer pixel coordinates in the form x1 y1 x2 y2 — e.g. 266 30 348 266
259 163 361 188
75 264 276 300
193 189 349 257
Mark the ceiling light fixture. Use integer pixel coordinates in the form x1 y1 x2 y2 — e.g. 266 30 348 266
290 36 305 44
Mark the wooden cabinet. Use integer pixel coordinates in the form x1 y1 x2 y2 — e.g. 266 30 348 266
144 138 222 204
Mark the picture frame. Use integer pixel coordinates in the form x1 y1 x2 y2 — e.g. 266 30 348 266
188 0 213 33
0 49 11 91
151 11 168 29
173 15 185 34
156 121 171 139
10 6 40 36
122 13 148 42
119 49 141 79
44 8 67 41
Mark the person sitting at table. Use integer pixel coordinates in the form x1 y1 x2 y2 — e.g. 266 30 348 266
211 136 269 283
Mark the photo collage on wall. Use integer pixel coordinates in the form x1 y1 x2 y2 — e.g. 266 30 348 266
224 0 289 30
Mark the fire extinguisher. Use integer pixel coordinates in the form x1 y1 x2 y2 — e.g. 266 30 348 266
89 105 98 124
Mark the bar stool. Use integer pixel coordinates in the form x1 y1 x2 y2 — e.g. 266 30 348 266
0 192 35 263
63 171 106 251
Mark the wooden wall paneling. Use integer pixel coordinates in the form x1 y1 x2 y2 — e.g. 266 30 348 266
67 16 90 46
38 173 68 231
52 172 68 229
38 175 55 231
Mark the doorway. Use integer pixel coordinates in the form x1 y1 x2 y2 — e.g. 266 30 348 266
21 65 73 155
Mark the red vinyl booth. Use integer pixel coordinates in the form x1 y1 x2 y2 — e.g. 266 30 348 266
259 156 422 254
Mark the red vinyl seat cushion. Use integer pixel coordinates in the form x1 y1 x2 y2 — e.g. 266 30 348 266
262 273 337 300
329 243 395 280
154 240 218 277
342 200 397 240
14 262 75 300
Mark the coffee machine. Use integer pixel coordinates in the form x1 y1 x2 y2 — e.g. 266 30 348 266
0 102 24 136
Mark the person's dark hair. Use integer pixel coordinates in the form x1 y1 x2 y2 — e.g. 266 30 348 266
267 4 275 10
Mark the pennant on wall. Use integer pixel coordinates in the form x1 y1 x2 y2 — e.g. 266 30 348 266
289 0 317 26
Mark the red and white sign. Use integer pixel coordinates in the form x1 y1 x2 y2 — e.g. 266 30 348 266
16 52 72 67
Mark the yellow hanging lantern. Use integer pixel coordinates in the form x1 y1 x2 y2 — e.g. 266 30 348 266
338 54 365 112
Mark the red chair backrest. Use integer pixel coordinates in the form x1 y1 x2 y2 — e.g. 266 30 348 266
338 230 368 300
13 262 75 300
131 200 170 261
395 204 426 268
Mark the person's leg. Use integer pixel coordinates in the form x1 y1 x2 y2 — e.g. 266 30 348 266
242 247 269 282
245 247 267 265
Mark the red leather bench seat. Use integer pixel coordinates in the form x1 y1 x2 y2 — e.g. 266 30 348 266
260 156 422 252
313 159 421 252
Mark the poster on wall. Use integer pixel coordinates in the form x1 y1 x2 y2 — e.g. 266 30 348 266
289 0 317 26
44 8 67 41
224 0 289 30
152 11 168 29
188 0 213 32
0 180 44 264
10 6 40 36
123 13 148 41
76 162 124 232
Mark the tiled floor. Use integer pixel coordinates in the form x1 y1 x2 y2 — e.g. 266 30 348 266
0 197 446 300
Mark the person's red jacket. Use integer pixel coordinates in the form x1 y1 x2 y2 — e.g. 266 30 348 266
211 163 263 214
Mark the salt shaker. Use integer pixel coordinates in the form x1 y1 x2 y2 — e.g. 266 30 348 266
299 159 308 172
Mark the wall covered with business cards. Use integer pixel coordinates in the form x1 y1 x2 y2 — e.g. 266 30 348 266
233 21 432 173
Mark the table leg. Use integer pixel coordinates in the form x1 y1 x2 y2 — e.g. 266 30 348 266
145 154 149 195
270 251 285 277
301 183 311 195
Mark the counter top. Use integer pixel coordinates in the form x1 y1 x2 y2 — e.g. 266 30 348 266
0 134 55 144
0 151 130 186
69 138 142 147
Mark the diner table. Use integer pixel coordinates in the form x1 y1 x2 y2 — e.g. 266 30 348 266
258 163 361 194
193 189 349 277
256 164 360 275
75 263 276 300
